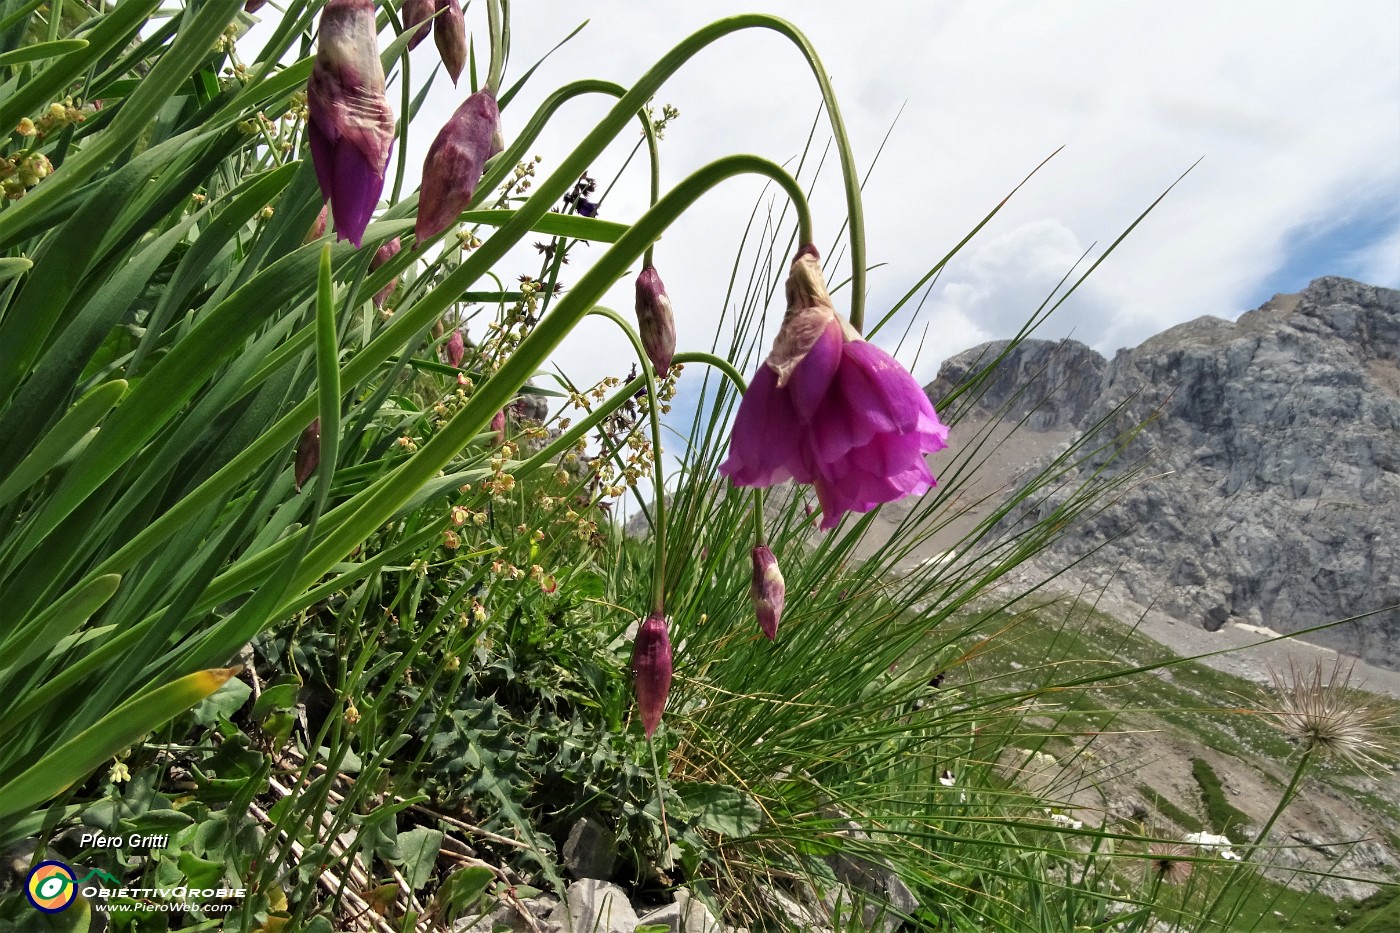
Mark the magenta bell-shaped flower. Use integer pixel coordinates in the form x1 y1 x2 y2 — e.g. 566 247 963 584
307 0 396 249
401 0 433 49
416 89 502 244
294 419 321 492
634 265 676 377
750 545 785 640
631 611 673 738
433 0 466 86
719 246 949 530
370 237 401 308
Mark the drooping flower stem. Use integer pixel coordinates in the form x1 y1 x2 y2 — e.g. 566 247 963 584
88 20 825 589
664 351 770 546
643 115 661 268
485 0 505 95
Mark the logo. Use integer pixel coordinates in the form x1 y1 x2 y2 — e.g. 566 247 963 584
25 861 76 913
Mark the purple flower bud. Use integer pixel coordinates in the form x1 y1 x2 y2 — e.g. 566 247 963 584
295 419 321 492
632 611 673 738
305 203 328 244
433 0 466 86
307 0 396 249
401 0 434 49
244 0 267 13
416 89 502 244
634 265 676 377
490 409 506 446
443 328 466 368
370 237 401 308
750 545 785 641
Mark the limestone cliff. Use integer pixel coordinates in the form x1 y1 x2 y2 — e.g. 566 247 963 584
925 277 1400 667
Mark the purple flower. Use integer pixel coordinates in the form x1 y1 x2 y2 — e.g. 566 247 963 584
634 265 676 377
401 0 434 49
631 611 673 738
244 0 267 13
574 197 599 218
370 236 401 308
307 0 396 249
416 89 502 244
750 545 785 640
433 0 466 86
719 246 949 530
295 419 321 492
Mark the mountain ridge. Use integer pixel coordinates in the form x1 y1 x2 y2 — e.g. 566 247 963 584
924 276 1400 668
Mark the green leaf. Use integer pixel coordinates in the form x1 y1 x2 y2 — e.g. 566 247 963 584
0 572 119 674
396 827 443 891
189 677 252 727
0 38 87 66
0 379 126 508
432 866 494 920
176 851 224 889
0 257 31 282
250 682 300 722
0 666 241 820
672 782 765 838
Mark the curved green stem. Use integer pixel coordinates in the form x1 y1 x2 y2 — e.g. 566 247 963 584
590 308 667 613
669 350 766 546
485 0 504 95
92 18 820 585
643 114 661 268
287 154 809 597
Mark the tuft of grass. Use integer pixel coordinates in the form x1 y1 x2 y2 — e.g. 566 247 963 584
1191 757 1253 845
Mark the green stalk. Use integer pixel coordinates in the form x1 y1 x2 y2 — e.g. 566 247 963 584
588 308 668 613
485 0 504 95
285 154 809 603
88 18 820 595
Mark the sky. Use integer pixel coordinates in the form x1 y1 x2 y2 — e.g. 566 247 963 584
392 0 1398 390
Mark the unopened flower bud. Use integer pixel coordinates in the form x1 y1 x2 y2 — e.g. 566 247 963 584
634 265 676 377
307 0 396 248
401 0 433 49
295 419 321 491
244 0 267 12
370 236 401 308
416 89 502 243
632 611 672 738
490 409 506 446
750 545 785 640
443 328 465 368
433 0 466 86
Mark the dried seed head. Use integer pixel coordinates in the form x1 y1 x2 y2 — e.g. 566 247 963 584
1147 842 1194 886
1266 658 1399 772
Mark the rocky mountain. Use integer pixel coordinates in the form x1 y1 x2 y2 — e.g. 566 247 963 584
925 277 1400 668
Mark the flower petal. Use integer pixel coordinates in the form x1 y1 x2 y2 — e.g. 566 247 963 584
719 363 805 487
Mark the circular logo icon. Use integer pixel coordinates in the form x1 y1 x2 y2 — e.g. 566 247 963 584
26 861 77 913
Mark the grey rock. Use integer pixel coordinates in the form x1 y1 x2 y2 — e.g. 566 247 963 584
563 816 618 880
551 879 639 933
929 277 1400 668
453 897 563 933
637 890 723 933
755 883 833 933
820 807 919 931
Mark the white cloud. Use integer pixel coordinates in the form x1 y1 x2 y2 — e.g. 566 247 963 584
300 0 1400 390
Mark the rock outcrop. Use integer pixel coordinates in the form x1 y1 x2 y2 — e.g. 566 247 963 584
926 277 1400 667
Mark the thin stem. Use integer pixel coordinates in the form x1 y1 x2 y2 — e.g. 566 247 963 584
647 734 672 869
588 309 667 614
671 350 767 546
484 0 504 95
643 111 661 268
